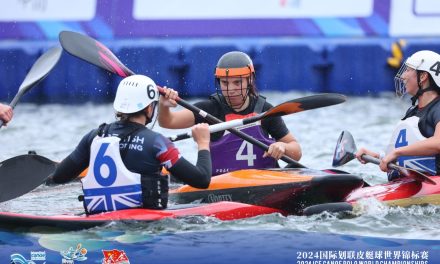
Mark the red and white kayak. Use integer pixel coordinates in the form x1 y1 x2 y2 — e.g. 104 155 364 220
0 202 281 230
346 176 440 207
303 176 440 215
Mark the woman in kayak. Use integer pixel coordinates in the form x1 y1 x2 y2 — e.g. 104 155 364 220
48 75 212 214
0 103 13 124
356 50 440 179
159 51 301 175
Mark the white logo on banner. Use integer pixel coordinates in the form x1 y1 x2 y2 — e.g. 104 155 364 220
133 0 373 20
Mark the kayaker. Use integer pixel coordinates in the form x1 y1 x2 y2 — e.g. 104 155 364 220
47 75 211 214
356 50 440 179
0 103 13 124
158 51 302 175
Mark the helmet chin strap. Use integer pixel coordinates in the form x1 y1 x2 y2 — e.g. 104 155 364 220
410 72 436 105
228 85 251 111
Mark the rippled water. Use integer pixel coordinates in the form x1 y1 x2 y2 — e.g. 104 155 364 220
1 91 438 240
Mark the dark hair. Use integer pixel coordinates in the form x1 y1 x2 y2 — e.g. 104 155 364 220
428 74 440 90
115 108 146 122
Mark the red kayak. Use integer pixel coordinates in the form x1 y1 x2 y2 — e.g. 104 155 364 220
0 202 282 230
346 176 440 207
303 130 440 216
303 176 440 215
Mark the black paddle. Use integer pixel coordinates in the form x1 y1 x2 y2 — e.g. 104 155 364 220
0 46 62 128
332 130 436 185
170 94 346 141
0 154 56 202
59 30 347 168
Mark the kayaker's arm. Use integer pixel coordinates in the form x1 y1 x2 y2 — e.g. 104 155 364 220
380 123 440 172
158 87 195 129
264 132 302 161
46 130 94 185
168 150 211 189
47 156 87 184
261 110 302 161
393 123 440 155
355 148 381 164
168 123 212 188
0 103 13 125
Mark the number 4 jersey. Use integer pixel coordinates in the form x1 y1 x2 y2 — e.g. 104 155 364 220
386 98 440 175
197 95 285 175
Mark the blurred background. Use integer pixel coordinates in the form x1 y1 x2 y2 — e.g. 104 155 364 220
1 0 440 103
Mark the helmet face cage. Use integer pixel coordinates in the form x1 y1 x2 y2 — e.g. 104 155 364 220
395 50 440 98
215 74 253 110
394 61 409 98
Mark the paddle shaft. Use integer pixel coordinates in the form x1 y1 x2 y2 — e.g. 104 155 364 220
362 154 424 172
157 88 304 167
361 154 436 185
169 100 293 142
361 154 396 169
333 131 435 185
170 118 248 141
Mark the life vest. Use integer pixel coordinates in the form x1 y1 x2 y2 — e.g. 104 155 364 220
386 115 436 175
210 95 276 175
81 123 169 214
82 136 143 214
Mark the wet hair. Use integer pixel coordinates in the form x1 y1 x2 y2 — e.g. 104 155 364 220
428 74 440 91
115 109 145 122
417 70 440 93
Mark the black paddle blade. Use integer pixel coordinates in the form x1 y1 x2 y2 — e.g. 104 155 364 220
0 154 56 202
264 93 346 118
332 130 357 167
59 31 135 78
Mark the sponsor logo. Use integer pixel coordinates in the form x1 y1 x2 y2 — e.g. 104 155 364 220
207 193 232 202
102 249 130 264
31 251 46 262
11 251 46 263
60 243 88 263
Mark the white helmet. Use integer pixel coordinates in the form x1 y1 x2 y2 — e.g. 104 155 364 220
395 50 440 97
113 75 159 114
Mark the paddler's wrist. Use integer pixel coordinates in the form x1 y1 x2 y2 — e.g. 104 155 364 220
197 142 210 151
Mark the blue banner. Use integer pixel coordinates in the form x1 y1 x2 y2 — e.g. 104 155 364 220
2 229 439 263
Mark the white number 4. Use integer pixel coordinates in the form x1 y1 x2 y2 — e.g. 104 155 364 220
236 141 257 166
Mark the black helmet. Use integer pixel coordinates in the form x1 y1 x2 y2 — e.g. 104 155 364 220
215 51 255 78
214 51 258 111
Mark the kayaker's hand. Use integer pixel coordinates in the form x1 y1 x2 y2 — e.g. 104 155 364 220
379 151 398 172
263 142 286 160
192 123 210 150
159 86 178 108
355 147 379 164
0 103 13 125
